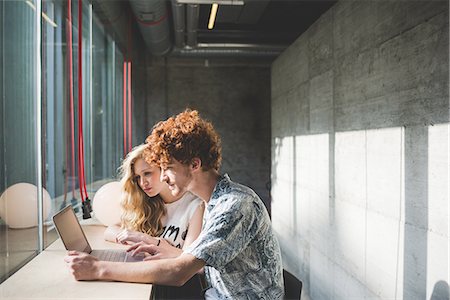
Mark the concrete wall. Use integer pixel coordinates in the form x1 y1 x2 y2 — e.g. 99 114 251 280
144 57 272 207
271 1 449 299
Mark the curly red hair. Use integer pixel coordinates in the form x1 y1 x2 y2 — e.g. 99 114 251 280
145 109 222 171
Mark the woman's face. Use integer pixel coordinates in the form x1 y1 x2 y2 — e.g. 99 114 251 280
133 158 165 197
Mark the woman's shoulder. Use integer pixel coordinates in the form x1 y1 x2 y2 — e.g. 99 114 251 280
180 191 202 205
165 192 202 222
176 192 203 218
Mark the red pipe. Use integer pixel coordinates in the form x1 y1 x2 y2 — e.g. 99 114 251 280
127 61 132 152
123 61 127 156
77 0 87 201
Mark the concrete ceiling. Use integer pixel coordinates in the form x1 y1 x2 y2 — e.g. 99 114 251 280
197 0 336 46
93 0 336 59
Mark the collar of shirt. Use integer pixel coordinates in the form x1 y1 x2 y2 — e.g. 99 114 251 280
207 173 231 212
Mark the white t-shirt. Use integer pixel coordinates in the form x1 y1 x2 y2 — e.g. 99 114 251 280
159 192 202 249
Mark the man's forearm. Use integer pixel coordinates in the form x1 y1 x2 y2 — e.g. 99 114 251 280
96 259 180 284
96 255 203 286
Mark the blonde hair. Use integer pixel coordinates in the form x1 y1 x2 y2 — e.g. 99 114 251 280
119 144 166 236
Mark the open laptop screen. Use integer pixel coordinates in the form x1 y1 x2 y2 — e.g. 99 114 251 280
52 206 92 253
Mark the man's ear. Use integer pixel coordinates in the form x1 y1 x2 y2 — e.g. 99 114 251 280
191 158 202 171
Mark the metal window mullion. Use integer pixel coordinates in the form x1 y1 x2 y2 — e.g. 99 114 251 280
36 0 44 252
89 3 93 187
111 40 115 172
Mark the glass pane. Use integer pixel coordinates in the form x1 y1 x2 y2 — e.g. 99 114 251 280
0 0 39 282
92 13 124 185
41 0 65 248
92 11 108 183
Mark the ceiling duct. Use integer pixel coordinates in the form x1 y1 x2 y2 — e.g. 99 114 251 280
129 0 172 56
91 0 129 52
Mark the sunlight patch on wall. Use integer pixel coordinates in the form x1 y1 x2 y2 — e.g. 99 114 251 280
335 127 405 299
295 133 329 247
365 127 405 299
335 130 367 285
272 134 329 237
272 136 296 234
272 133 330 293
426 123 450 299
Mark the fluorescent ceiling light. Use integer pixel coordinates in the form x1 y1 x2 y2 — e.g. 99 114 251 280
25 0 57 27
208 3 218 30
25 0 36 10
42 12 58 28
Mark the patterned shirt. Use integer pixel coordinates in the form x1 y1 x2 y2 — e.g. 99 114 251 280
184 174 284 299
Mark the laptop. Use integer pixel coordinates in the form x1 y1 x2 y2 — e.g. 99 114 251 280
53 205 144 262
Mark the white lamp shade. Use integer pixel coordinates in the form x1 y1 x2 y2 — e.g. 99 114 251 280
92 181 123 226
0 183 52 228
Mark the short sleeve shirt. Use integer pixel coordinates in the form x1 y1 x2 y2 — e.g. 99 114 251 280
184 174 284 299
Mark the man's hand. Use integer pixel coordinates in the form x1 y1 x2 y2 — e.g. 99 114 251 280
64 251 101 281
127 240 183 261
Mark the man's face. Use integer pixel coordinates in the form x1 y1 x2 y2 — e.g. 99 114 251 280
160 159 193 197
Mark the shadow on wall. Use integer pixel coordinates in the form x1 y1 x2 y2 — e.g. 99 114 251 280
431 281 450 300
403 126 428 299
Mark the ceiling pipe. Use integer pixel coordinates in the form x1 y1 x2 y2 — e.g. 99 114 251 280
171 43 285 58
171 48 281 58
123 0 282 58
129 0 172 56
171 0 186 48
186 4 199 48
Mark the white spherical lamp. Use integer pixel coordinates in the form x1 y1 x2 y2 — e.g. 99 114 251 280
92 181 123 226
0 183 52 228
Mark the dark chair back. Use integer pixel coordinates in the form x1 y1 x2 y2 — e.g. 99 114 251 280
283 269 302 300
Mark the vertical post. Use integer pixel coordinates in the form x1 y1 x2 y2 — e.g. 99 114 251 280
112 40 115 168
89 3 93 186
36 0 44 252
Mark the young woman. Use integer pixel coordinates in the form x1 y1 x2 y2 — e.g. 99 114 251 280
104 144 205 299
104 144 204 260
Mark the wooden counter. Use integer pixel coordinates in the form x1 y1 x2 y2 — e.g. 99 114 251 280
0 225 152 299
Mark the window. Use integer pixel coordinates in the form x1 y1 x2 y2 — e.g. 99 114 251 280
0 0 126 283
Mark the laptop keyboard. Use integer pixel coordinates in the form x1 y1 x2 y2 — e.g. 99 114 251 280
92 249 128 262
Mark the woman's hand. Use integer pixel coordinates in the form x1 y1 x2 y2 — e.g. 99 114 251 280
115 229 161 245
115 229 145 244
126 239 183 261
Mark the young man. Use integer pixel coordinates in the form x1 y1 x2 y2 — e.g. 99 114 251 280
64 109 284 299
